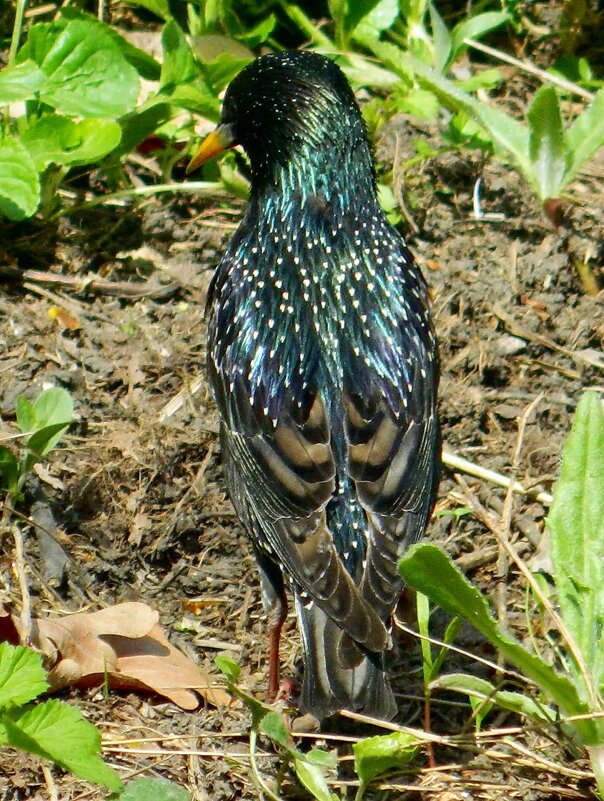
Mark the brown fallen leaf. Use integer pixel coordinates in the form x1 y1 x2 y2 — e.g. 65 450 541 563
5 602 235 710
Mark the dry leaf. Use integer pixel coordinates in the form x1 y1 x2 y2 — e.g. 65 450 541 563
4 602 234 710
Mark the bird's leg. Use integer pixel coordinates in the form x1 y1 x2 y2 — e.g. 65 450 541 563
267 592 288 703
253 545 288 703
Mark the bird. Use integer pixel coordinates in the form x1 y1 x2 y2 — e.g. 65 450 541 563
187 50 440 721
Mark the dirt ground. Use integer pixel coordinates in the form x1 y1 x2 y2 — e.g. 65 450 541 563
0 87 603 799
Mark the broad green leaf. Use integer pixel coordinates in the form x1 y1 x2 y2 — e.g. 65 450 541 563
527 86 568 201
566 88 604 189
0 446 20 495
164 84 220 120
26 421 72 457
21 116 121 170
17 388 73 456
26 20 139 118
0 61 44 105
399 543 599 744
431 673 557 723
293 754 335 801
33 387 73 429
15 396 36 434
124 0 171 20
547 391 604 685
203 53 253 93
4 699 121 791
214 655 240 683
352 0 399 38
60 8 161 80
113 776 190 801
260 710 290 748
353 731 418 789
0 644 48 708
161 21 199 87
450 12 510 63
235 13 277 48
0 138 40 221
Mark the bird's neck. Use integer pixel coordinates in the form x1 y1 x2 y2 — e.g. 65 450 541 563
248 138 377 222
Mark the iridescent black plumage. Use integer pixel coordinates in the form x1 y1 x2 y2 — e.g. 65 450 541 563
203 51 440 720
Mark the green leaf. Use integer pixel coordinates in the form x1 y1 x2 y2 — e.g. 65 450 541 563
17 388 73 456
26 421 72 458
21 116 121 170
527 86 568 201
0 61 44 106
399 543 599 744
60 8 161 80
214 655 241 683
161 21 199 87
0 138 40 221
431 673 557 723
126 0 172 21
450 12 510 63
353 731 418 790
429 3 451 74
32 387 74 430
293 754 335 801
566 88 604 189
26 20 139 118
352 0 399 38
0 644 48 708
15 396 36 435
112 776 190 801
4 699 121 791
260 710 290 748
547 391 604 686
203 53 253 93
0 447 20 495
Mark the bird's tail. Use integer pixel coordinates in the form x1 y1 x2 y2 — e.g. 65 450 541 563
296 597 396 721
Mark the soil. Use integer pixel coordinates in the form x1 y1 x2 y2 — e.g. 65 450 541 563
0 59 603 801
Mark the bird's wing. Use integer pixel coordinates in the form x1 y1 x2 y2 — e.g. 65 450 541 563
342 319 440 628
210 358 391 654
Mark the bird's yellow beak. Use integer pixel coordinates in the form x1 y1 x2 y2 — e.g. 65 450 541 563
186 124 237 174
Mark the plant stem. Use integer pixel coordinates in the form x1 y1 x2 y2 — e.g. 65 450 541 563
276 0 333 48
8 0 28 68
249 729 284 801
4 0 28 132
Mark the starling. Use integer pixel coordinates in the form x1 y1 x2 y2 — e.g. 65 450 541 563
188 50 440 721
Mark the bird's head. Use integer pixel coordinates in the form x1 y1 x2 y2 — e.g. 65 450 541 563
187 51 370 185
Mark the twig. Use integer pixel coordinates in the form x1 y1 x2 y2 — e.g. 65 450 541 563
463 38 595 101
393 618 532 685
18 269 180 300
492 304 604 371
496 395 543 665
41 766 59 801
442 449 552 505
11 521 32 644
